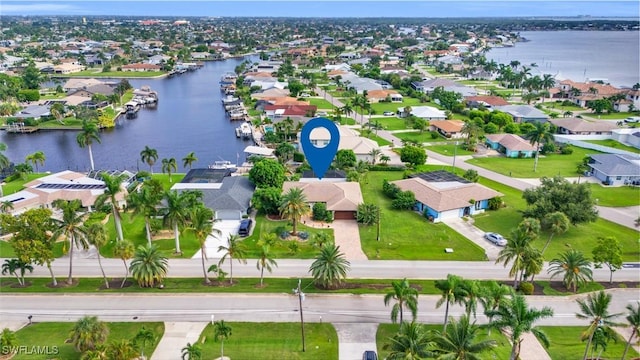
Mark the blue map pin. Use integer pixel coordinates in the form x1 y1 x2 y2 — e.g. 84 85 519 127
300 117 340 179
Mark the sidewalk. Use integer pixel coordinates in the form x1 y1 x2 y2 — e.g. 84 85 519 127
152 322 208 360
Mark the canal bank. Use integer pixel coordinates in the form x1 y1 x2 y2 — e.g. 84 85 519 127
1 56 259 173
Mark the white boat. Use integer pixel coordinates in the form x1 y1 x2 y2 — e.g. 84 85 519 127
235 122 252 140
209 160 237 172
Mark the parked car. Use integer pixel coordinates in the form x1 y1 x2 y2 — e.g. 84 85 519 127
362 350 378 360
484 232 507 246
317 111 328 116
624 116 640 123
383 111 395 116
238 219 253 237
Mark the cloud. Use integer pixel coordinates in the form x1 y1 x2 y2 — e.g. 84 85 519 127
0 3 82 14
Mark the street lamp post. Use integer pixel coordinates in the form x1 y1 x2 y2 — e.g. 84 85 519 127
452 141 458 170
294 279 306 352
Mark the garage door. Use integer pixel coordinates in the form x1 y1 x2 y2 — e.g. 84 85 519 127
334 211 356 220
215 210 242 220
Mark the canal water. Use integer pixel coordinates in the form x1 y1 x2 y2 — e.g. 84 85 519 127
1 56 257 173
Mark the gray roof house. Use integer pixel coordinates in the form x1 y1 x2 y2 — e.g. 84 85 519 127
494 105 549 123
13 105 51 120
587 153 640 186
411 78 477 96
341 72 383 94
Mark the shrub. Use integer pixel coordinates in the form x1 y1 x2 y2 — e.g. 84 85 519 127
293 152 305 162
297 231 309 240
560 144 574 155
519 282 534 295
391 191 416 210
430 131 440 139
369 165 405 171
312 202 329 221
279 231 290 239
488 197 503 210
541 142 557 155
382 180 401 199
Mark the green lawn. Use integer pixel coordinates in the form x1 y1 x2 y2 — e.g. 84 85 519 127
582 111 640 120
150 173 186 191
1 173 48 195
376 117 407 131
540 326 638 360
13 322 164 360
467 146 601 178
359 171 486 260
542 102 584 112
306 98 336 109
367 133 393 146
535 281 606 295
589 183 640 207
376 323 512 360
197 322 338 360
426 144 476 156
369 99 432 114
584 139 640 154
472 178 640 262
37 117 84 129
337 117 356 125
394 131 443 144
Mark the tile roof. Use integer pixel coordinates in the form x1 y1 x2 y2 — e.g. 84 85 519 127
485 134 537 151
282 181 363 211
430 120 464 133
465 95 510 106
549 117 617 132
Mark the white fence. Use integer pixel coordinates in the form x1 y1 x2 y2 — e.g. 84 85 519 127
553 135 639 156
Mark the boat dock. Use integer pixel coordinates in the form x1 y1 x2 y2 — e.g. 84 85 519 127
2 123 39 133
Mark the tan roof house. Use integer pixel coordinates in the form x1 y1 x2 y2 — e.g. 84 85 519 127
366 89 403 103
429 120 465 139
550 117 617 135
282 181 364 220
485 134 537 158
121 63 162 72
307 126 379 163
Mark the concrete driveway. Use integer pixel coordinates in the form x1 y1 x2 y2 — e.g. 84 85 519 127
335 323 379 360
441 217 502 261
192 220 241 259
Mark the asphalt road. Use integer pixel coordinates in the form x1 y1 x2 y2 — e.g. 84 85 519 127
13 257 640 282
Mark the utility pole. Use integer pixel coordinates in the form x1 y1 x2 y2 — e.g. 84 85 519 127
295 279 306 352
376 205 381 242
452 141 458 171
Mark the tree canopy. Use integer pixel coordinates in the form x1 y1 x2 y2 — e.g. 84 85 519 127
248 158 286 189
522 176 598 225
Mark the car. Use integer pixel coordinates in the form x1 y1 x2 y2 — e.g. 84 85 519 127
299 93 310 98
484 232 507 246
316 111 328 116
238 219 253 237
624 116 640 123
383 111 395 116
362 350 378 360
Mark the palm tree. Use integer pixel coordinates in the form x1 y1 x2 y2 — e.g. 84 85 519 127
460 279 482 319
181 342 202 360
576 291 622 360
2 258 33 286
182 151 198 170
76 120 101 171
495 229 533 289
521 247 544 283
187 206 221 284
69 316 109 353
0 328 17 355
526 122 553 172
218 234 247 284
95 173 127 242
161 157 178 182
309 244 350 289
86 223 110 289
384 278 419 324
130 244 169 288
434 314 497 360
52 199 88 285
140 146 159 174
622 302 640 360
25 151 45 172
384 321 434 360
380 154 391 165
133 326 155 360
435 274 468 331
256 245 278 287
461 121 481 151
368 148 382 165
106 340 138 360
541 211 570 254
113 240 135 288
486 294 554 360
128 179 163 245
279 187 311 236
214 320 232 360
548 249 593 293
0 143 10 175
163 190 190 254
479 281 513 335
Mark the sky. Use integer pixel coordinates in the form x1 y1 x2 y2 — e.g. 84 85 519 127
1 1 639 18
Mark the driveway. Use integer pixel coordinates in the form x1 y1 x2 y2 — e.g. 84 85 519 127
441 217 501 261
334 323 379 360
331 220 368 261
152 322 208 360
192 220 241 259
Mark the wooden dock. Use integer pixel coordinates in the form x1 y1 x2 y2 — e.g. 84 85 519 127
2 124 39 133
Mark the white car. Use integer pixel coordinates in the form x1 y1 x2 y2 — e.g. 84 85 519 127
484 232 508 246
383 111 395 116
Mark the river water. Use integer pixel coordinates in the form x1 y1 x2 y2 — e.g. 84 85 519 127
486 31 640 88
2 57 256 173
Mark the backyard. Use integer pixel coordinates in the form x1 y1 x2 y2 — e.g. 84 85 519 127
306 97 336 109
584 139 640 154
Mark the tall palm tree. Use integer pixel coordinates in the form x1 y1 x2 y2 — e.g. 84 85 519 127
279 187 311 236
548 249 593 293
25 150 45 172
495 228 533 289
384 321 435 360
113 240 134 288
384 278 419 324
106 340 138 360
434 314 497 360
76 120 101 171
52 199 88 285
129 244 169 288
460 279 482 319
576 291 622 360
218 234 247 284
182 151 198 170
521 247 544 283
187 206 221 284
163 190 190 255
181 342 202 360
0 143 10 174
2 258 33 286
486 294 554 360
435 274 468 331
133 326 155 360
622 302 640 360
95 173 127 242
69 316 109 353
256 245 278 287
86 223 110 289
479 281 513 335
541 211 570 254
461 121 481 151
309 244 350 289
161 157 178 183
526 122 553 173
140 146 159 174
128 179 163 245
214 320 232 360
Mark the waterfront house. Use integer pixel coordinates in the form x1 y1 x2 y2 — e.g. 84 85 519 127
121 63 161 72
12 105 51 120
63 78 108 93
282 181 363 220
555 80 623 107
586 153 640 186
411 78 477 97
429 120 465 138
494 105 549 123
53 63 85 74
485 133 537 158
391 171 502 222
550 117 617 135
264 104 317 120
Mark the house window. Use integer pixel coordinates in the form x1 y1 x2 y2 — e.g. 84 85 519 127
475 201 482 210
616 176 622 180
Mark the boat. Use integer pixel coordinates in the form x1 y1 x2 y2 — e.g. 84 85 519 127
208 160 237 172
235 122 252 140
